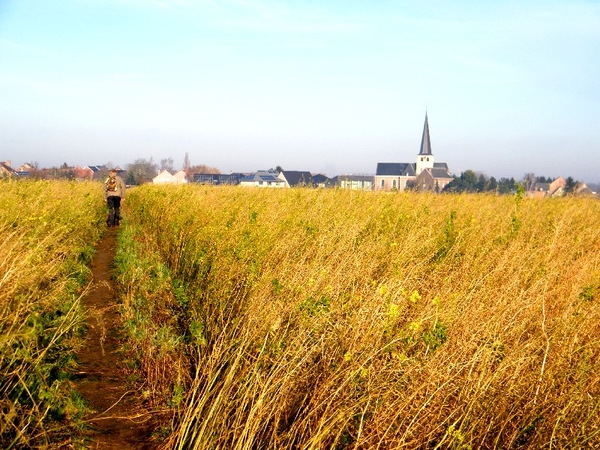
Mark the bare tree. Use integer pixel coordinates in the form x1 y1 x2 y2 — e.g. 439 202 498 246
523 173 536 191
126 158 158 185
188 164 221 175
183 152 191 171
160 157 174 173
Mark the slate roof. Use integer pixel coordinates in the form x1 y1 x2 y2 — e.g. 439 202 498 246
311 173 330 186
536 182 551 192
375 163 416 176
419 113 432 156
87 165 107 172
427 167 453 179
280 171 313 187
240 170 285 184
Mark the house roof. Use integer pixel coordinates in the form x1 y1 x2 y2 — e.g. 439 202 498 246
240 170 285 184
86 165 107 172
280 171 312 186
418 113 432 156
311 174 330 184
376 163 415 176
428 167 453 179
173 170 188 181
153 170 174 183
536 182 551 192
0 161 17 175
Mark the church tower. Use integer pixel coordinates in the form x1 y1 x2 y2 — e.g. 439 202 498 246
415 113 434 176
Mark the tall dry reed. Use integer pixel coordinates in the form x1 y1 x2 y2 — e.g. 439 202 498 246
117 184 600 449
0 179 105 448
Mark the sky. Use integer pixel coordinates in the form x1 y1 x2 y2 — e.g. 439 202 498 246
1 0 599 182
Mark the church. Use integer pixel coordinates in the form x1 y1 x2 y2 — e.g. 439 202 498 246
374 114 453 192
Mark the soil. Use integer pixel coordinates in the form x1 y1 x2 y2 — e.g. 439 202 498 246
74 226 160 449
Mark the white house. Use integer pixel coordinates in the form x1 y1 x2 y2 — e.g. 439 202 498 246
240 170 286 188
152 169 189 184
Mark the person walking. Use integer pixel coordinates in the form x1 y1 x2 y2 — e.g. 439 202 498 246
104 169 126 227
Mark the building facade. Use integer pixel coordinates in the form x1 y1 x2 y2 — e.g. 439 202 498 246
375 114 452 191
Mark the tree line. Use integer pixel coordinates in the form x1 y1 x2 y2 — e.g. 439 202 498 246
440 170 581 194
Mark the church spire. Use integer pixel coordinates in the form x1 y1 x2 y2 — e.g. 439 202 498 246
415 112 434 176
418 112 432 156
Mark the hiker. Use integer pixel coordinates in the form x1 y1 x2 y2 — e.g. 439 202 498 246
104 169 126 227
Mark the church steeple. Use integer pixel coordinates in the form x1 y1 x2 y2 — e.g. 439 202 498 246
416 112 434 175
419 112 432 155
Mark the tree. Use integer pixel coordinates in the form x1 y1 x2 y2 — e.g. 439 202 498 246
126 158 158 185
475 174 487 192
565 176 577 194
183 152 191 171
488 177 498 192
125 171 136 186
442 170 478 193
536 175 551 183
160 157 174 173
188 164 220 175
523 173 536 191
498 177 516 194
95 167 110 181
462 170 478 186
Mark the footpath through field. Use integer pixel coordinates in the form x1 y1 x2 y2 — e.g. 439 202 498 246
74 227 158 449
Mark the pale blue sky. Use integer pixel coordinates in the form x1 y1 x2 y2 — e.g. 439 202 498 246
1 0 599 182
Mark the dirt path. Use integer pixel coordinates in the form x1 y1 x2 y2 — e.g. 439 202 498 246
74 227 159 449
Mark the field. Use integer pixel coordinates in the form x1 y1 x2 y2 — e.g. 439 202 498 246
0 180 106 448
115 184 600 449
2 181 599 449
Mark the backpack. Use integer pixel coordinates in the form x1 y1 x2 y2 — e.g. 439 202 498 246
106 176 118 192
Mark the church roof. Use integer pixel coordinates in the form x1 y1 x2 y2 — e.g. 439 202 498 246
418 113 432 155
376 162 415 176
427 167 453 179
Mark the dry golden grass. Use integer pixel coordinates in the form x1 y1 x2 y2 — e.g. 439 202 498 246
117 184 600 449
0 180 106 448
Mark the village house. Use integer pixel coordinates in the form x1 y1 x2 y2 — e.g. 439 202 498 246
529 177 567 198
73 165 95 180
0 161 18 177
332 174 374 190
193 173 245 185
152 169 189 184
240 170 286 188
311 173 331 188
16 163 34 176
278 171 313 188
375 114 453 192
